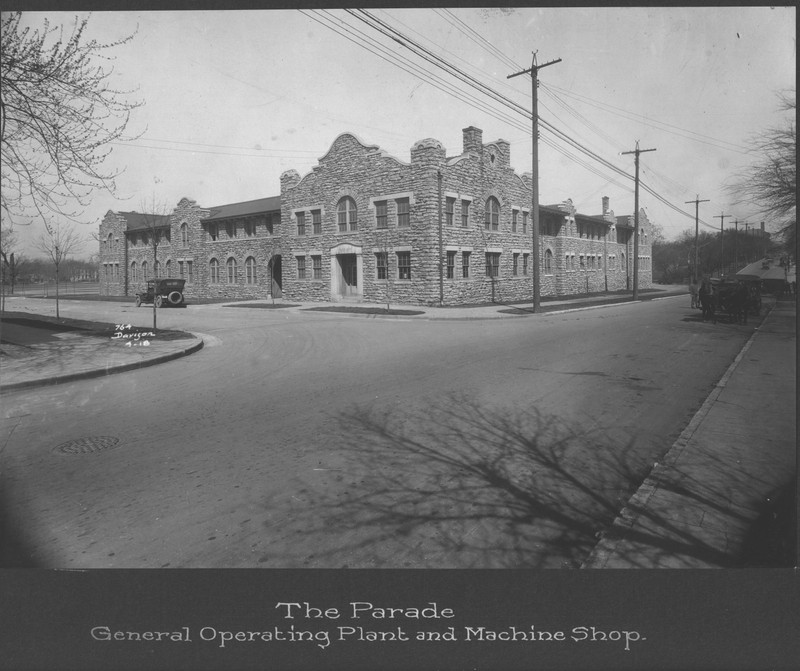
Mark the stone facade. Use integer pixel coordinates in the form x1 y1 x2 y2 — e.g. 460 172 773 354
98 126 652 305
282 127 652 306
99 198 282 300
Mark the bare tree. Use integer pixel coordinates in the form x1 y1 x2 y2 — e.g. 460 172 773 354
34 221 84 318
731 90 796 255
1 13 142 225
376 231 393 312
136 194 172 330
1 220 17 311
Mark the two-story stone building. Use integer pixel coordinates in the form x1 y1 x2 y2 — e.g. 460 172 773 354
98 125 652 305
280 126 651 305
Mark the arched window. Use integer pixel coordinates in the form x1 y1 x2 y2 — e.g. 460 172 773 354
154 260 160 278
484 197 500 231
181 223 189 247
141 261 148 280
165 260 171 276
131 262 137 283
209 258 220 284
245 256 257 284
226 257 237 283
544 249 553 274
107 233 113 252
337 197 357 232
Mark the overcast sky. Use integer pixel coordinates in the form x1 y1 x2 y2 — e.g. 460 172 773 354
12 6 797 259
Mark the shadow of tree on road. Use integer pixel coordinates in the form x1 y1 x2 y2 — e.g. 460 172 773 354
263 392 780 569
264 394 661 568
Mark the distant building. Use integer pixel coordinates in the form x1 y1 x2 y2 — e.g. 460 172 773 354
98 126 652 305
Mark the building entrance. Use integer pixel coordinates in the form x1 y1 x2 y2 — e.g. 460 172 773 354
337 254 359 299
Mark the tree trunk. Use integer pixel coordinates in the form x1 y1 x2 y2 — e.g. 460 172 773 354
55 265 60 319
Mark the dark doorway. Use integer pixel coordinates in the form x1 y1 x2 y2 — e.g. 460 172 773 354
337 254 359 299
269 255 282 298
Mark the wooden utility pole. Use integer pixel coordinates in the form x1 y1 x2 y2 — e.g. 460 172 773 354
508 52 561 312
622 141 656 300
685 195 709 282
714 212 730 277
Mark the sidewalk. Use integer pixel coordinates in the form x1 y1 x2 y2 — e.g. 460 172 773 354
583 297 797 568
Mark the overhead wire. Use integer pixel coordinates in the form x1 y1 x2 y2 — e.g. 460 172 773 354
306 9 726 231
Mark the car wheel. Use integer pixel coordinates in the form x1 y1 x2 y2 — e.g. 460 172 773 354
155 295 164 308
167 291 183 305
135 296 142 307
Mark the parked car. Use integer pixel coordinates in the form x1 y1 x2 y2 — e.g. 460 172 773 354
135 278 186 308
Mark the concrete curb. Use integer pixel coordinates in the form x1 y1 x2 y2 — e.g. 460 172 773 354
580 303 775 569
0 337 204 394
258 296 675 322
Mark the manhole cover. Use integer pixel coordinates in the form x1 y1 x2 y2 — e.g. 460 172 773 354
53 436 120 455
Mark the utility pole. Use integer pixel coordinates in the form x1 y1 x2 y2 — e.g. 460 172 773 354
685 195 709 282
508 52 561 312
714 212 729 277
622 141 656 300
733 219 739 272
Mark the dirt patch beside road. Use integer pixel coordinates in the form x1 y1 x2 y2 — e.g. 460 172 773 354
1 312 195 341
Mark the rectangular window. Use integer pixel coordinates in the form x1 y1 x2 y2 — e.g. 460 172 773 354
461 200 470 228
522 211 528 234
446 251 456 279
512 210 518 233
209 224 218 241
397 198 410 227
226 222 236 239
312 255 322 279
178 261 184 278
397 251 411 280
187 261 193 283
485 252 500 278
512 253 519 276
312 210 322 235
462 252 470 278
376 252 388 280
297 256 306 280
375 201 388 229
296 212 306 236
445 197 455 227
523 253 529 276
244 220 256 237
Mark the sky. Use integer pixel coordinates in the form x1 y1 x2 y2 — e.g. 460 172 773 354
10 6 797 260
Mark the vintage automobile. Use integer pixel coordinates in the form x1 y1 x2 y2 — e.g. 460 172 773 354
135 278 186 308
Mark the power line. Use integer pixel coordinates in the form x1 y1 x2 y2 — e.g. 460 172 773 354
297 9 736 233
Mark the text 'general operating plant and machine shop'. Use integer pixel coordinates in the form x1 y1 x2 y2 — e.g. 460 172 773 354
90 602 646 651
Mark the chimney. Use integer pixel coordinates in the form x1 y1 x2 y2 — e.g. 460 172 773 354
462 126 483 155
602 196 610 215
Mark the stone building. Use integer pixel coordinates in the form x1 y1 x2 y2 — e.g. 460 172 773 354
98 125 652 305
281 126 651 305
98 197 282 300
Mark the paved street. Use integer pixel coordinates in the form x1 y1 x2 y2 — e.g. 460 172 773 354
0 295 768 568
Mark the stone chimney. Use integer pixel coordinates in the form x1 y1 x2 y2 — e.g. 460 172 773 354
462 126 483 155
602 196 610 215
